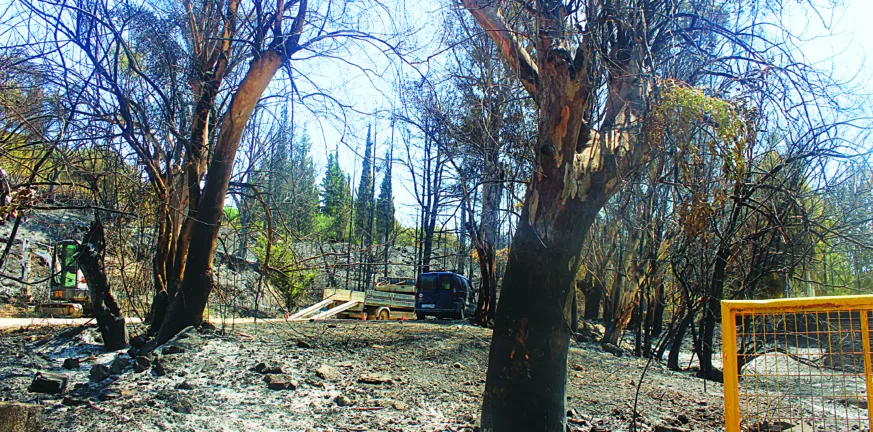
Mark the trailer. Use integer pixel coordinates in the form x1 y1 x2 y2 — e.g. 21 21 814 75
289 288 416 321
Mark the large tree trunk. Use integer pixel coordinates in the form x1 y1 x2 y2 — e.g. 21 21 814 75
78 220 128 351
478 57 641 432
579 274 603 320
481 207 601 431
156 51 285 344
459 2 647 429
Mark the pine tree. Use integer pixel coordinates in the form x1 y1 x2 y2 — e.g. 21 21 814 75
279 131 319 234
320 151 351 241
374 148 394 244
353 125 375 244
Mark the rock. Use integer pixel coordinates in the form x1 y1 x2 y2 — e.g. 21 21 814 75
90 364 111 382
61 396 87 407
162 345 186 355
358 373 393 384
129 334 148 348
72 383 88 391
264 374 296 390
296 340 312 349
199 321 216 332
175 381 194 390
392 400 408 411
98 389 121 401
315 365 340 380
109 357 130 374
453 362 465 369
333 395 351 407
653 427 690 432
62 358 80 370
152 360 167 376
134 356 151 373
252 362 283 374
28 372 69 394
0 402 43 432
601 343 623 357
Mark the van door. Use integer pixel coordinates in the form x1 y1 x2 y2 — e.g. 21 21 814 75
437 274 454 312
416 273 439 311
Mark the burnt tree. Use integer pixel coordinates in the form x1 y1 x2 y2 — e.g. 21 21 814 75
77 220 128 351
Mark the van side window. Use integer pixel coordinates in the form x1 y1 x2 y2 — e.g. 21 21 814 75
441 275 452 290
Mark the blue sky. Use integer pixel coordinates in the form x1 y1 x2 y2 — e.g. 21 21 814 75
288 1 873 228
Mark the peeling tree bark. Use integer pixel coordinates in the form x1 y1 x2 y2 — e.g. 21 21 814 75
460 1 650 429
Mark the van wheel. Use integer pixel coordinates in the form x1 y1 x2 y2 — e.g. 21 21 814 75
416 313 425 320
378 308 390 321
457 306 465 321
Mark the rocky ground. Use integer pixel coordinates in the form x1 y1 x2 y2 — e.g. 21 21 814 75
0 320 725 431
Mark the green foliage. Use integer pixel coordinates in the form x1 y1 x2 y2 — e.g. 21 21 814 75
393 222 416 247
280 131 319 234
354 125 375 244
250 109 320 236
651 81 753 180
320 151 351 241
252 233 315 311
374 149 395 243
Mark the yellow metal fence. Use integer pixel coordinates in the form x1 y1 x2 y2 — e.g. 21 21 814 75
722 296 873 432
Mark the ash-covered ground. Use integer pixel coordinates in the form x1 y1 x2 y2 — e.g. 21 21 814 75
0 320 725 431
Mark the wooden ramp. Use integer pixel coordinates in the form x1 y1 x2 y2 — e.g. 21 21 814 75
308 300 361 320
288 298 334 320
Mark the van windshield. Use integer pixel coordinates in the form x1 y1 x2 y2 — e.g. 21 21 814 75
418 274 437 290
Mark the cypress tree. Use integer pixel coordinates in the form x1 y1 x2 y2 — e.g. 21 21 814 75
353 125 375 244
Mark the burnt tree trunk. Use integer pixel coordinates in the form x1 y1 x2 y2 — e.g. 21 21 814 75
580 275 604 320
77 220 128 351
459 2 647 429
668 308 692 371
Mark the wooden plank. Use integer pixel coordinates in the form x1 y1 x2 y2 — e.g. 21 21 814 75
309 300 362 320
374 284 415 294
288 298 334 320
323 288 366 303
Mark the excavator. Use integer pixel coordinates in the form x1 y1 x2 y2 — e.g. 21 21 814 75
34 240 91 317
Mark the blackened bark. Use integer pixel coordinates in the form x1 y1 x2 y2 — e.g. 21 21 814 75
77 220 128 351
668 310 692 371
480 212 598 431
581 276 603 320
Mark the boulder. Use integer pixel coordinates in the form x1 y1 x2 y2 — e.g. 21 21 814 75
315 365 339 380
252 362 283 374
28 372 68 394
0 402 43 432
152 360 167 376
264 374 296 390
109 357 130 374
333 394 351 407
134 356 151 373
61 358 80 370
89 364 111 382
